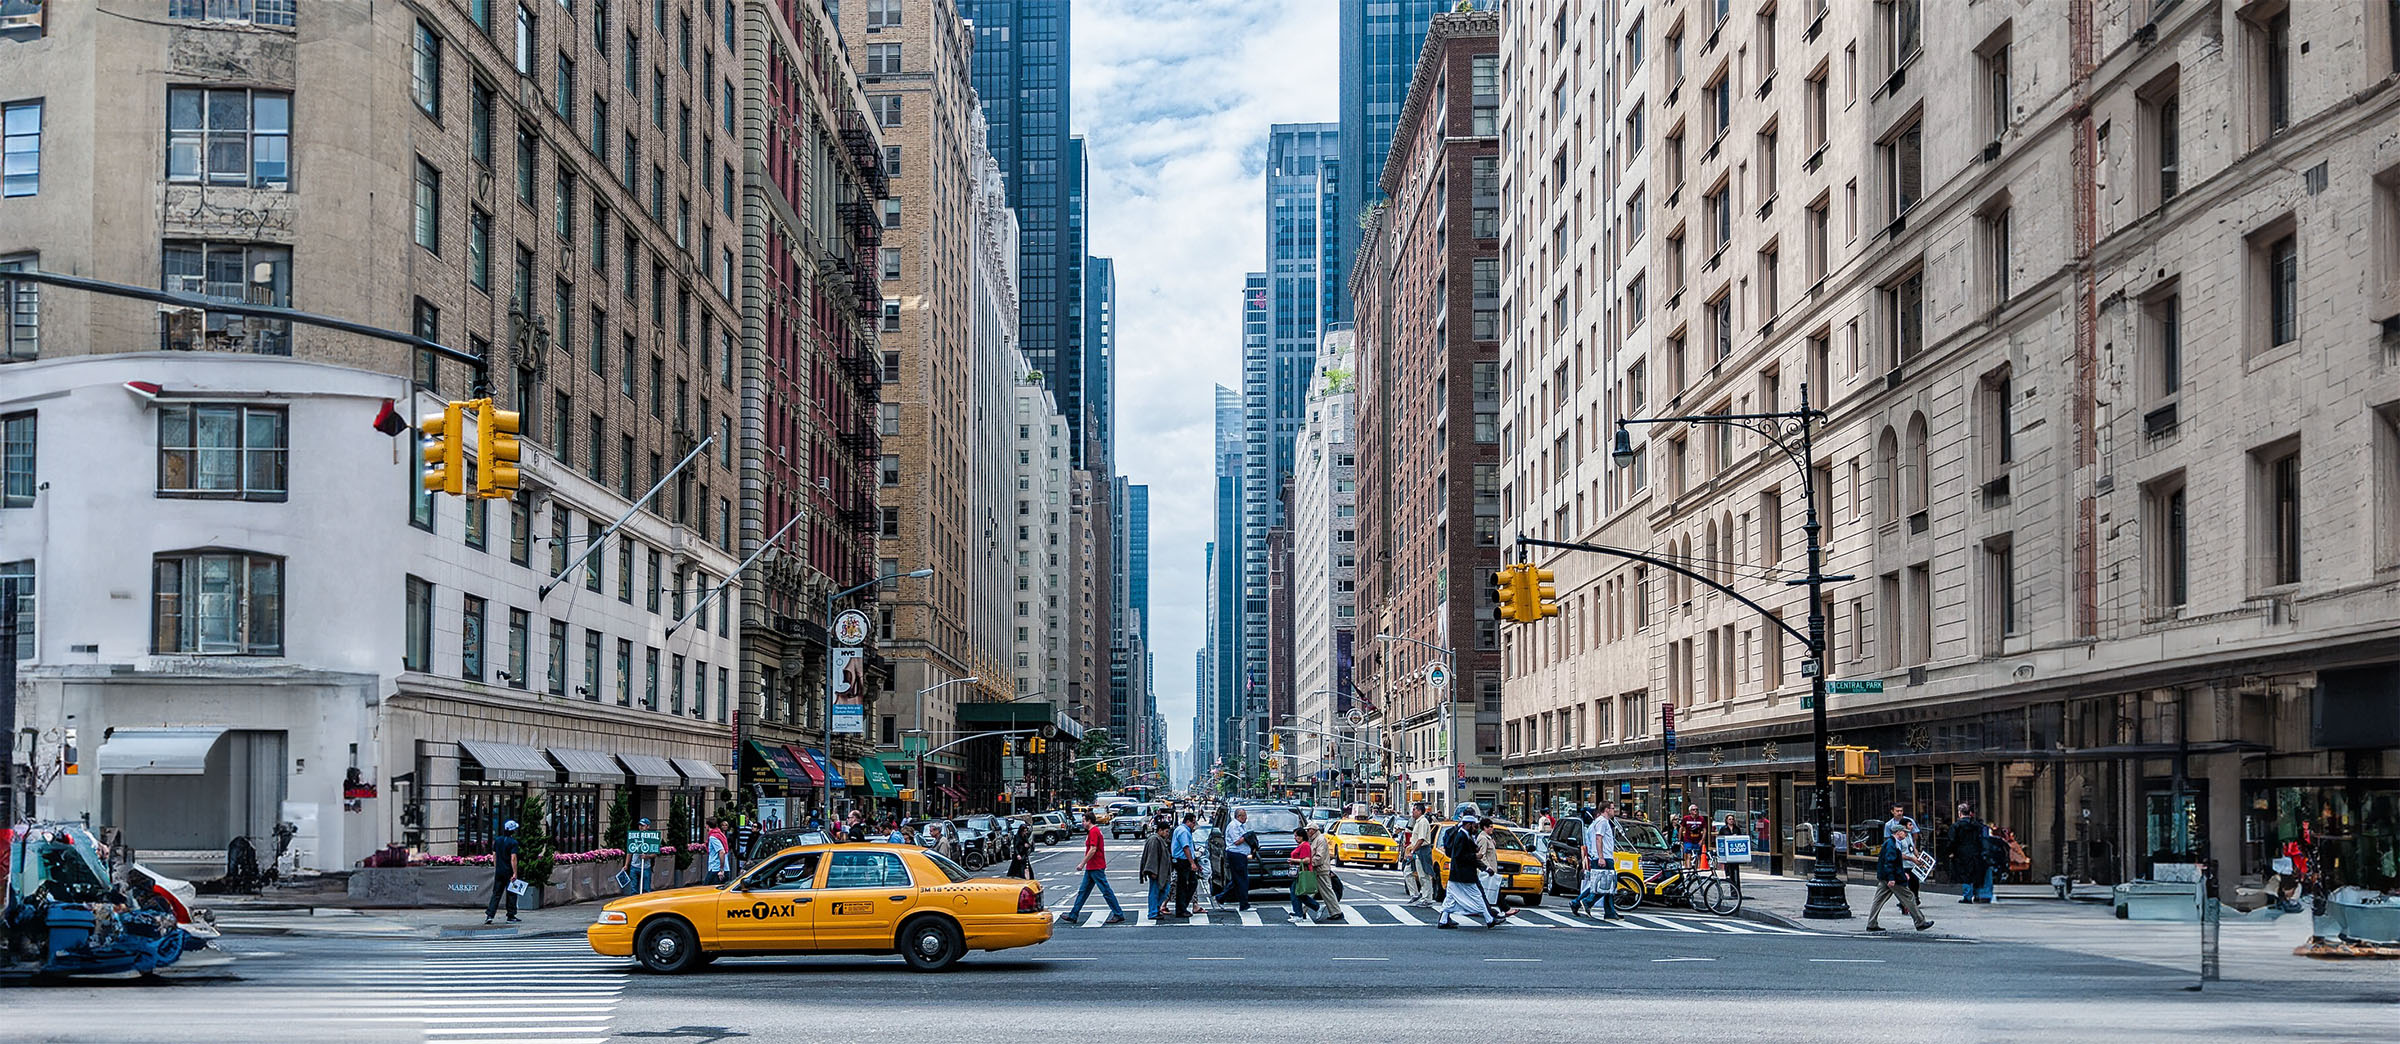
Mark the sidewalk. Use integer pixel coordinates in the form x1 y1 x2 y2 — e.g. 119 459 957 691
208 894 600 941
1730 871 2393 986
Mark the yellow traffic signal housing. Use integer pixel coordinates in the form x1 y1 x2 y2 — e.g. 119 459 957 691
1831 746 1881 780
478 405 524 497
1097 761 1109 774
1271 733 1282 752
1493 564 1525 623
1529 566 1561 621
420 401 465 495
1001 739 1014 757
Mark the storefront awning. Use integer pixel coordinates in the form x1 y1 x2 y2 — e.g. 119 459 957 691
835 760 867 787
458 739 555 782
617 753 682 786
804 748 846 788
671 757 727 786
98 727 229 775
547 748 626 785
748 740 811 783
858 755 900 797
781 744 828 785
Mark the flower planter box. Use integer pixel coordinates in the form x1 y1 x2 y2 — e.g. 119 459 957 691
348 862 622 909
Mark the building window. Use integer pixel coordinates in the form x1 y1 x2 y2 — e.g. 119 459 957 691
2147 474 2188 609
0 559 29 661
881 247 901 280
868 0 902 27
403 575 432 669
1981 205 2011 306
1883 117 1922 223
411 20 442 119
506 608 531 689
413 158 442 252
872 94 900 127
582 628 602 699
157 404 286 501
2257 442 2302 587
161 241 291 354
513 2 536 76
2263 229 2299 351
2145 289 2182 404
1883 265 1924 366
1 411 32 508
154 550 284 655
866 43 901 75
1980 33 2011 138
167 1 298 27
2 99 41 197
1 254 34 360
2256 6 2291 137
2153 90 2180 205
1882 0 1921 73
165 87 292 190
616 638 633 705
460 594 487 680
644 646 660 709
1983 535 2016 650
468 208 491 290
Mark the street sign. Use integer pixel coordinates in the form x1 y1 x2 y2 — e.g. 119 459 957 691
1425 663 1448 688
1802 695 1817 709
1001 756 1024 781
1661 704 1676 729
1663 728 1677 750
1827 679 1885 694
627 830 662 855
831 702 866 735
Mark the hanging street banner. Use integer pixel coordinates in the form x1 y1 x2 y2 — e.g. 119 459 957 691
830 646 867 734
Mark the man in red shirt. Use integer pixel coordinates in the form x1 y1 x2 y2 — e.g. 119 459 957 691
1063 810 1128 924
1679 805 1710 867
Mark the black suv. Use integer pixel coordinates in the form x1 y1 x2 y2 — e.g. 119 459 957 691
1543 815 1675 897
1210 804 1309 895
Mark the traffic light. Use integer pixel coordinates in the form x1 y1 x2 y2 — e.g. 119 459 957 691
1096 761 1108 774
420 401 465 495
477 403 523 498
1493 564 1525 622
1002 739 1014 757
1527 566 1561 621
1831 746 1881 780
1271 733 1282 752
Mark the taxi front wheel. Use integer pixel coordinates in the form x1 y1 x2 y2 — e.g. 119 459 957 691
636 920 704 974
898 916 964 972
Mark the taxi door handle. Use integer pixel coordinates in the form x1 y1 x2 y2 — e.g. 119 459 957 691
887 895 908 902
795 897 813 904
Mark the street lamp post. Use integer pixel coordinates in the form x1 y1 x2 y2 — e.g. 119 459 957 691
1373 633 1455 814
825 567 933 823
1610 382 1852 919
907 675 981 823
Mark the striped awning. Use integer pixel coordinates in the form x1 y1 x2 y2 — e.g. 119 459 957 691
458 740 554 782
617 753 682 786
670 757 727 785
781 744 827 785
547 748 626 785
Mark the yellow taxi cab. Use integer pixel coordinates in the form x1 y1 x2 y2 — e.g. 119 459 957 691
1325 818 1401 868
587 843 1050 973
1425 821 1546 907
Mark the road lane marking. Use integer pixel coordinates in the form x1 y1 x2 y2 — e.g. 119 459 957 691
1239 909 1264 926
1044 957 1100 961
1652 956 1717 962
1483 958 1542 962
1622 913 1704 932
1187 956 1244 961
1810 958 1887 963
1331 956 1389 961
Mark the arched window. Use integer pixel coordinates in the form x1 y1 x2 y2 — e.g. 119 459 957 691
1876 426 1900 522
1906 412 1931 516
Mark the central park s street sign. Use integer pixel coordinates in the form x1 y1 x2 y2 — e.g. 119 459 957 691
1827 679 1886 694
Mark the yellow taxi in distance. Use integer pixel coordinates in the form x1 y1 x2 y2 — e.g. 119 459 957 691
587 843 1050 973
1326 818 1401 868
1426 821 1546 907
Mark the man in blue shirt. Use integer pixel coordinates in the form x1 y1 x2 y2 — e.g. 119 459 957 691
1169 813 1199 917
1221 808 1256 912
484 819 521 925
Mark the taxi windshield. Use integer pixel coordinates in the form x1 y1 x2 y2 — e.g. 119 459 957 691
922 850 973 884
1337 822 1391 837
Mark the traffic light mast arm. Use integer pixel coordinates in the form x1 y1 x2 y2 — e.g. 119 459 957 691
665 511 804 637
537 434 717 599
1513 536 1814 651
3 268 482 368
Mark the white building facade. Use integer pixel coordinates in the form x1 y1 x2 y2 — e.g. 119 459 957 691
1 353 740 872
1291 331 1360 801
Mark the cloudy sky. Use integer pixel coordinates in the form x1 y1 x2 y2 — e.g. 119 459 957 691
1074 0 1338 756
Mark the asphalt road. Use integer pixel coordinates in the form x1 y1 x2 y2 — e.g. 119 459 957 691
8 836 2392 1043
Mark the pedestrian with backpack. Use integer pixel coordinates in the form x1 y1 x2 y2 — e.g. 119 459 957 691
1946 802 1995 903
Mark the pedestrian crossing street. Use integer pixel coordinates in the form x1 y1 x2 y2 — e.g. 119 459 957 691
1048 901 1819 936
244 939 629 1044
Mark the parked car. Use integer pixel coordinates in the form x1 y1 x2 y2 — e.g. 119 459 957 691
1542 815 1674 898
1108 809 1155 840
1026 812 1072 845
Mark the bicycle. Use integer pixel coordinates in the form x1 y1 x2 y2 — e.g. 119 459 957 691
1613 859 1743 916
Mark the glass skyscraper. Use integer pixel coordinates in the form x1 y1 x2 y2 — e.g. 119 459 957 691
1335 0 1456 323
961 1 1090 459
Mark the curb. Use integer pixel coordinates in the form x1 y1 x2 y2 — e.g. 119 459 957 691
434 924 591 941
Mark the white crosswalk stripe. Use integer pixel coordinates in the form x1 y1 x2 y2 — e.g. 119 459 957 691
1045 901 1816 935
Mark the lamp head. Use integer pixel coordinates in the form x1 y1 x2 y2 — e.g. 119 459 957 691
905 568 935 578
1610 424 1636 468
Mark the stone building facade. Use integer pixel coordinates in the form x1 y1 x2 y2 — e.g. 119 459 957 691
1496 0 2400 894
1292 330 1361 801
0 0 752 864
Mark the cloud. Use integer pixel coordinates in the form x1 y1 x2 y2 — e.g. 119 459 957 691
1074 0 1336 757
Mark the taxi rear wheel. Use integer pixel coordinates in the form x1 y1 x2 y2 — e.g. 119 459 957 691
635 920 703 974
898 915 964 972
